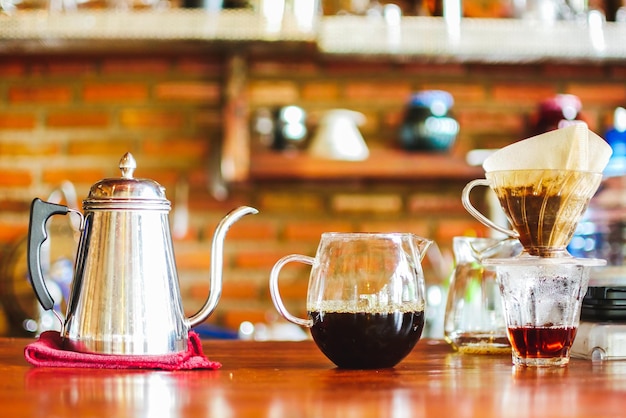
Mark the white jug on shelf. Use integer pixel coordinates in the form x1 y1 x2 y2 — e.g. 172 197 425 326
309 109 369 161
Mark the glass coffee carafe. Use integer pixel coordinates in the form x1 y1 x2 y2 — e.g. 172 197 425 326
269 232 432 369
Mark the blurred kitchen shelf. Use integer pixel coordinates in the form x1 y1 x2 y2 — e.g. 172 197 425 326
0 9 317 54
2 10 626 62
319 16 626 63
249 149 484 181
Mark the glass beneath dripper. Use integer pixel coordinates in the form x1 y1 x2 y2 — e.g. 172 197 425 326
485 254 605 367
462 169 603 257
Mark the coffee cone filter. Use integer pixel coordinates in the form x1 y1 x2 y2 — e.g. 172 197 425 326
483 123 613 173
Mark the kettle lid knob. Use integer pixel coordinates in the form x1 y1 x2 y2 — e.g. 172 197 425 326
83 152 170 211
120 152 137 179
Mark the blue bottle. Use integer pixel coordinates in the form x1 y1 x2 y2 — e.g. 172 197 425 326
604 107 626 178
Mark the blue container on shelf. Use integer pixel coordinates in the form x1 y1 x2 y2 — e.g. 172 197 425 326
604 107 626 178
398 90 459 152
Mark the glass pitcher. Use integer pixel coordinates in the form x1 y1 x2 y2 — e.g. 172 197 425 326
270 232 432 369
444 236 522 354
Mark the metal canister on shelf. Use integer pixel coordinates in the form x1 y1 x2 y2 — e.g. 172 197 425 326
252 105 308 151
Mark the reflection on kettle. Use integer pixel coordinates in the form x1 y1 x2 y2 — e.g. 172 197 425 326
308 109 369 161
27 153 258 355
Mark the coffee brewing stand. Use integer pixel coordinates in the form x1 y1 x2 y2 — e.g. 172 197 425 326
462 169 617 362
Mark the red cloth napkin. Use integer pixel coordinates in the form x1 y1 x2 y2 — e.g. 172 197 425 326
24 330 221 371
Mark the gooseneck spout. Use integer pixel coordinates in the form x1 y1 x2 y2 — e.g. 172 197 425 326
187 205 258 328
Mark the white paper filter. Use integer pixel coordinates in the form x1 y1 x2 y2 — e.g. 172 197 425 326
483 123 613 173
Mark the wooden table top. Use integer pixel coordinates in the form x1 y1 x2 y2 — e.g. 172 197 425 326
1 337 625 417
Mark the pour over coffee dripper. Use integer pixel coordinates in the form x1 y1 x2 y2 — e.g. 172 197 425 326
462 125 613 366
462 169 603 257
464 123 612 257
463 169 608 366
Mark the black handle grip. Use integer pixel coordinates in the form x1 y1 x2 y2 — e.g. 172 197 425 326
27 198 69 311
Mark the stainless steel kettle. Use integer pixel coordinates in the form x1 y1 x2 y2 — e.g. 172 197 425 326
27 152 257 355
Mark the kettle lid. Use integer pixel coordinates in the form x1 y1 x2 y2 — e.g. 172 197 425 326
84 152 170 211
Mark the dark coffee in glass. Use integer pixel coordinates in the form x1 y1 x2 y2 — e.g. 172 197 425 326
309 305 425 369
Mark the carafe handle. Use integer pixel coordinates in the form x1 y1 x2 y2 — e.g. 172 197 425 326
461 179 519 239
269 254 314 328
27 198 81 310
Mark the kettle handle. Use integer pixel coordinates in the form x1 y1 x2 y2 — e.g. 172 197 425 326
27 198 71 311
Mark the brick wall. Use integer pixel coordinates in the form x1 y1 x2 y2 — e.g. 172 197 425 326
0 50 625 336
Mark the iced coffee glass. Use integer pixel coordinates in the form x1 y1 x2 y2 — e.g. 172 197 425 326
462 169 603 257
486 256 602 367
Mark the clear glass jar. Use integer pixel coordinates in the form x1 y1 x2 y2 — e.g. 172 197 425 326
444 236 522 354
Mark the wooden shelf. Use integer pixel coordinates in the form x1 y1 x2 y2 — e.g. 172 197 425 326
2 11 626 62
249 149 484 181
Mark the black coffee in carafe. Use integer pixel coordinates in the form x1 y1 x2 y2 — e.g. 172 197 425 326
309 306 425 369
